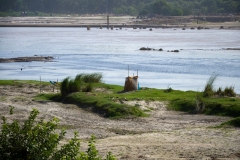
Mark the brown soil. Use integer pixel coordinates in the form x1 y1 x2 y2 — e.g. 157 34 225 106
0 84 240 160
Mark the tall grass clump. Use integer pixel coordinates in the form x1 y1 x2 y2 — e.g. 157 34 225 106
203 75 217 98
76 73 102 83
195 93 205 113
60 77 82 97
224 86 236 97
60 73 103 97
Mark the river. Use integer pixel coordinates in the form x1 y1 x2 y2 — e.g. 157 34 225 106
0 27 240 93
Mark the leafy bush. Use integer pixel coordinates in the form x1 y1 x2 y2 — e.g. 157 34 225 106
0 107 116 160
0 108 80 160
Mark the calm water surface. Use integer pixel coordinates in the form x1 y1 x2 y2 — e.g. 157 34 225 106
0 27 240 93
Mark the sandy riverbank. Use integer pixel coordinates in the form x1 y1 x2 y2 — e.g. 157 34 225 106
0 16 240 29
0 83 239 159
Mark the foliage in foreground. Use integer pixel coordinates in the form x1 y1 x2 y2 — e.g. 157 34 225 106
0 107 116 160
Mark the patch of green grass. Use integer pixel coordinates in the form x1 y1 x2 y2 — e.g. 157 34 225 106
65 92 147 118
221 117 240 127
170 96 240 117
2 79 239 120
0 80 49 86
34 93 62 101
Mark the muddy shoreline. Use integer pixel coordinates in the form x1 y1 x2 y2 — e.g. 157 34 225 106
0 16 239 29
0 56 54 63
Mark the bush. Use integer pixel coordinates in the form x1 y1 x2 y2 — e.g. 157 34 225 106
0 107 116 160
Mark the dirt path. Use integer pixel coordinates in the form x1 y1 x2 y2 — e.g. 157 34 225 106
0 84 239 159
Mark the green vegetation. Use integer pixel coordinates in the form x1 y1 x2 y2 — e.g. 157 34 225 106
64 92 147 118
0 107 116 160
0 75 239 124
203 75 217 98
1 0 239 17
0 80 48 86
203 76 236 98
170 76 239 117
221 117 240 127
60 73 102 97
34 74 240 120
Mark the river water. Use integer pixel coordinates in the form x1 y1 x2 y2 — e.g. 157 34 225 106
0 27 240 93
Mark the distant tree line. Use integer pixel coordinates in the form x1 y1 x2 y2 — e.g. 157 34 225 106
0 0 239 16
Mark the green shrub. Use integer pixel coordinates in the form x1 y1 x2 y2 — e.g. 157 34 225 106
0 108 80 160
0 107 116 160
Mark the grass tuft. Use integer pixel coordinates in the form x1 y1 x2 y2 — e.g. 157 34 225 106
203 75 217 98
